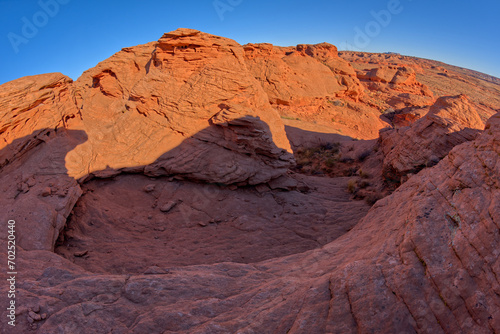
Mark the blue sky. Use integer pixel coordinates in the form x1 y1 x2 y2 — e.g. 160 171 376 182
0 0 499 85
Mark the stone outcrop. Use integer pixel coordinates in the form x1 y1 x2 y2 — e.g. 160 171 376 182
340 51 500 122
68 28 294 184
243 42 363 106
0 74 83 251
1 29 500 333
380 94 485 184
357 65 435 109
0 29 299 252
0 73 78 168
1 111 499 333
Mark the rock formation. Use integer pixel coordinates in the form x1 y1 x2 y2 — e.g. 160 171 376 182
0 73 78 169
243 42 388 141
356 65 435 111
0 28 300 254
0 29 500 333
380 94 485 184
244 42 363 105
69 28 294 184
340 51 499 123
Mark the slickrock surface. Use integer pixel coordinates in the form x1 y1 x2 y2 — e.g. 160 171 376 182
68 28 294 185
244 43 388 140
0 29 500 333
55 174 370 274
2 112 499 333
0 73 78 169
380 94 485 184
357 65 435 109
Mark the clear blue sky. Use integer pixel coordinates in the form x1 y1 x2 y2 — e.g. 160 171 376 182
1 0 499 85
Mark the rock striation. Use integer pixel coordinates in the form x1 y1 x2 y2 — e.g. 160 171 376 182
380 94 485 184
69 28 294 184
0 29 499 333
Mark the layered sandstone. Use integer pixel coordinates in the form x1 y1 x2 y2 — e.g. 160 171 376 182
0 29 499 333
69 28 294 185
1 111 499 333
380 94 485 184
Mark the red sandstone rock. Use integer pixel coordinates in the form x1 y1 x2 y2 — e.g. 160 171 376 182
0 73 78 168
392 110 423 127
340 51 499 121
0 73 85 251
356 65 435 110
69 28 294 185
243 42 361 106
0 29 298 252
380 95 485 183
2 112 499 333
1 29 500 334
242 42 391 141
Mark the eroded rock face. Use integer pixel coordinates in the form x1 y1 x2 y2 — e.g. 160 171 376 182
0 29 298 251
244 42 363 106
380 94 485 184
1 29 500 333
340 51 499 123
68 28 294 184
357 65 435 110
0 73 78 168
54 174 370 274
0 74 84 251
242 42 392 140
2 113 499 333
0 129 86 251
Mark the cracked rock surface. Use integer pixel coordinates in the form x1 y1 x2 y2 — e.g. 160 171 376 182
0 28 500 333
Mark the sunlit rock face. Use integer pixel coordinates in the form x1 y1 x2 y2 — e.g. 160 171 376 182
67 28 294 184
1 29 500 333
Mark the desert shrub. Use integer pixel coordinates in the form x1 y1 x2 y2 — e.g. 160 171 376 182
300 148 318 159
339 156 354 163
321 142 340 153
296 158 312 166
357 150 371 162
365 193 383 205
325 158 336 168
281 115 300 121
311 167 323 175
358 180 371 189
328 100 344 107
359 169 370 178
347 179 357 193
294 143 343 176
344 167 358 176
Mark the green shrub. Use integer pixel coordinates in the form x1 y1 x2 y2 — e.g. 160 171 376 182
325 158 336 168
358 180 370 189
347 179 357 193
358 150 371 162
359 169 370 178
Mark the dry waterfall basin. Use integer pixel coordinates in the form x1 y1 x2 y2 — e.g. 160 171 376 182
0 28 499 333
